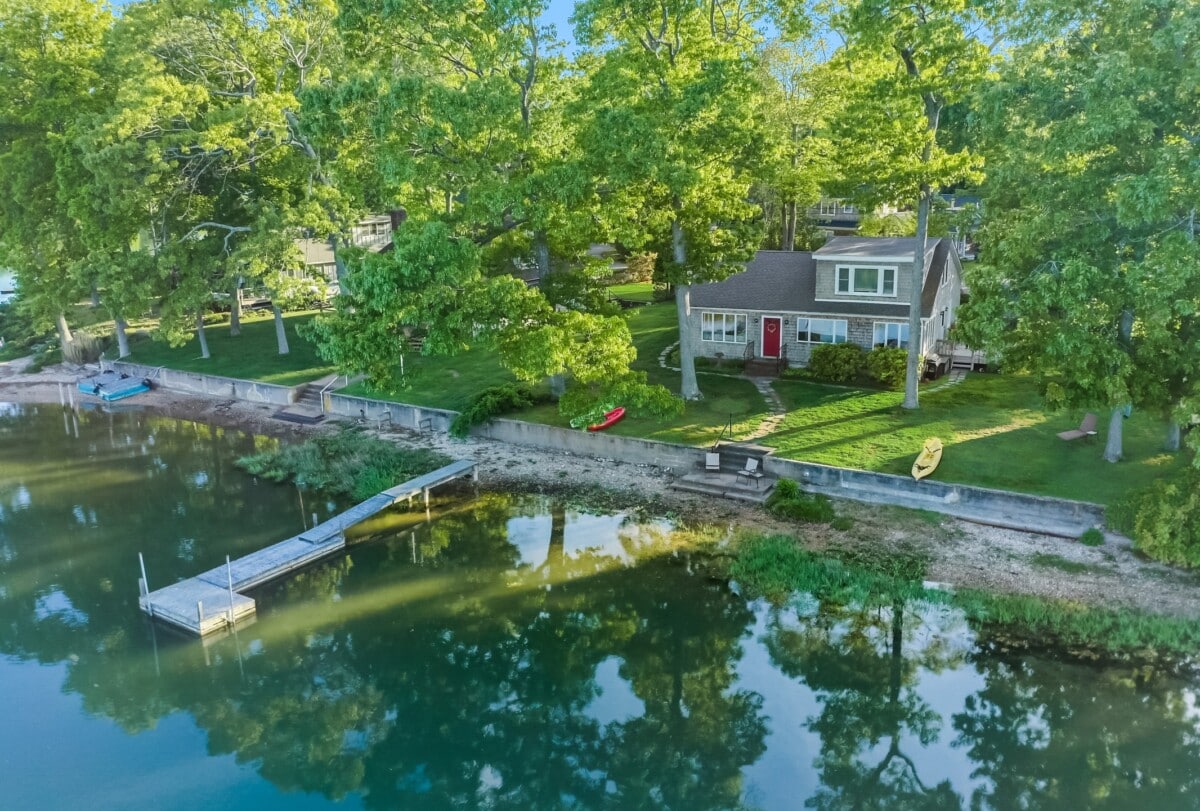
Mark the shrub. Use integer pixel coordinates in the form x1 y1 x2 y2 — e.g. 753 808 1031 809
766 478 835 523
62 330 106 365
830 516 855 532
866 346 908 389
450 384 536 437
237 425 449 501
1079 527 1105 547
1125 469 1200 567
806 343 865 383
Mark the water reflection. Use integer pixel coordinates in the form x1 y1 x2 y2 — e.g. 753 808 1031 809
3 405 1200 810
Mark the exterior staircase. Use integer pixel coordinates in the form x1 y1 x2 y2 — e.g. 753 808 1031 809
273 382 327 425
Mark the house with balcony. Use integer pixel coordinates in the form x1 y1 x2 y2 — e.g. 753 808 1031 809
291 214 400 293
689 236 963 372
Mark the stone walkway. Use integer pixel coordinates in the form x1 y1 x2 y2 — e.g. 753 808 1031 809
656 340 785 440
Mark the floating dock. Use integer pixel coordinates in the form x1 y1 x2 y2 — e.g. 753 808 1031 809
139 460 477 636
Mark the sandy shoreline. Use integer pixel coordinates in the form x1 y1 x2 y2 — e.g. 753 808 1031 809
4 361 1200 620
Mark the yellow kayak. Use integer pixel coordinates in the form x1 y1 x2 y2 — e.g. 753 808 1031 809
912 437 943 480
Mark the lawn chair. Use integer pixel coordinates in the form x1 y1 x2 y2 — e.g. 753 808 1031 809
705 452 721 477
1057 412 1098 441
736 457 765 488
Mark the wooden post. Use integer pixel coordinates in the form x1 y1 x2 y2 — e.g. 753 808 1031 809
226 555 236 624
312 512 318 528
423 488 430 507
197 600 204 630
58 383 65 406
139 553 152 616
472 465 478 483
411 531 416 563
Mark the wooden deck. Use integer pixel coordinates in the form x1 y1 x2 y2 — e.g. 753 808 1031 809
140 460 477 636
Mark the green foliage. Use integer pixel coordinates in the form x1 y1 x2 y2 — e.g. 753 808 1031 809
731 534 1200 656
766 479 835 523
0 302 47 360
730 534 924 606
557 371 682 424
237 425 449 502
1079 528 1105 548
830 515 855 532
449 384 538 438
865 347 908 389
1122 469 1200 568
807 343 865 384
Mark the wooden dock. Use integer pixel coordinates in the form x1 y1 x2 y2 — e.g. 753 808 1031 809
139 460 477 636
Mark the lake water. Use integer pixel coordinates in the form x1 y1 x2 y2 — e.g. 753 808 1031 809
2 403 1199 810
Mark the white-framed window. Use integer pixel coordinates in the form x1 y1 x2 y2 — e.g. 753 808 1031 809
836 265 897 297
874 322 909 348
701 312 747 344
797 318 848 344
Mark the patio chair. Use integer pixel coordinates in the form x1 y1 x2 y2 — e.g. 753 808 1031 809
735 457 765 487
1057 412 1098 441
705 452 721 477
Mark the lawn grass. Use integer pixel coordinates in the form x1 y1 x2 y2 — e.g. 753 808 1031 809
520 371 770 446
607 282 656 302
126 311 337 387
339 343 517 412
766 373 1186 504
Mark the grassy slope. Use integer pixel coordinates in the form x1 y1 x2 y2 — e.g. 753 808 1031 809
767 373 1185 504
340 344 517 412
126 311 337 387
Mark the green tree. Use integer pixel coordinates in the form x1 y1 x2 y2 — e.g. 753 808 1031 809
0 0 112 347
572 0 781 400
826 0 991 409
959 0 1200 461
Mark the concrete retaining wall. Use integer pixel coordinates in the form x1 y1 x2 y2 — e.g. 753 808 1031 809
104 360 301 406
325 392 459 434
132 374 1105 537
764 456 1104 537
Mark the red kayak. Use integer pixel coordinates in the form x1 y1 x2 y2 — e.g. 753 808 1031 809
587 406 626 432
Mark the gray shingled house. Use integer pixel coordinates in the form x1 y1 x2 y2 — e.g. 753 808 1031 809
689 236 963 369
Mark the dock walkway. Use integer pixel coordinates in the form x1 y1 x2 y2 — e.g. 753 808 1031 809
140 460 476 636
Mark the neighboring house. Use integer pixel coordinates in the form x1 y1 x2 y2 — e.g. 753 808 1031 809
689 236 963 368
805 198 903 237
0 269 15 304
290 214 400 293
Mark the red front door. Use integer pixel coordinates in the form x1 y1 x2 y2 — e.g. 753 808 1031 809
762 317 782 358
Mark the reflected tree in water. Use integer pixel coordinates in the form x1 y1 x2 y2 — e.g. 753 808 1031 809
764 593 969 810
953 649 1200 811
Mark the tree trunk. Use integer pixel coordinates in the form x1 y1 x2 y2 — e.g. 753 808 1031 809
902 189 929 410
533 230 551 281
672 219 701 401
230 281 242 337
784 200 797 251
329 234 348 285
90 284 100 309
195 310 211 359
1165 419 1181 452
1103 407 1124 462
56 311 74 346
114 318 130 359
273 304 290 355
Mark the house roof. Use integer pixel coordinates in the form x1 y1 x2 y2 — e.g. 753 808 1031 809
813 236 940 264
691 238 952 319
295 238 336 267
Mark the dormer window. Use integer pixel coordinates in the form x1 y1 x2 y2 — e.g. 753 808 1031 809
836 265 897 297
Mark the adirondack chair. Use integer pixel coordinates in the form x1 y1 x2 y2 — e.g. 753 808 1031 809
1057 413 1098 441
736 458 765 487
705 452 721 477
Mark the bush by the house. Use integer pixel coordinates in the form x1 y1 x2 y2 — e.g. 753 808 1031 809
1112 469 1200 568
450 383 537 437
766 478 835 523
807 343 865 384
866 346 908 389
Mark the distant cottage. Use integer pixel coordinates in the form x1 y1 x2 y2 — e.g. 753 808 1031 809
690 236 963 369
